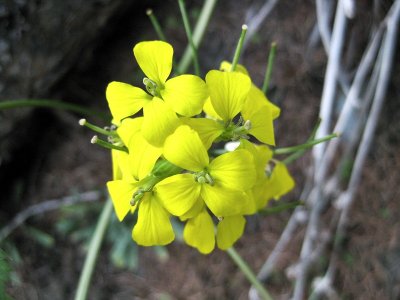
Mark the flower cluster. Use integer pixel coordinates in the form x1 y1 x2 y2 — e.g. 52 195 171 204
105 40 294 254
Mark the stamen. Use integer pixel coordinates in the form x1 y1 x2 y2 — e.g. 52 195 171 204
205 173 214 186
143 77 158 96
195 171 214 185
90 135 128 152
131 190 144 206
244 120 252 130
79 118 117 137
197 176 207 184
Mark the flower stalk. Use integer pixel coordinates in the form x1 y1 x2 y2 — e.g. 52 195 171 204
146 9 167 41
226 247 273 300
75 199 113 300
178 0 201 76
262 42 277 94
230 25 248 72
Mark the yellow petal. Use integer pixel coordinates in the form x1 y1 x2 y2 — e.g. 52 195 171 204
161 75 208 116
216 215 246 250
201 183 248 217
118 118 162 180
182 117 224 149
219 61 249 75
132 135 162 180
183 209 215 254
247 85 280 120
107 180 137 221
242 93 275 145
106 82 152 123
163 125 209 172
142 97 180 147
117 117 143 142
206 70 251 121
133 41 173 87
259 162 295 208
132 193 175 246
111 149 136 182
220 61 280 119
209 149 256 191
203 97 221 119
156 174 201 216
111 150 123 180
238 139 272 173
180 198 204 221
241 189 258 215
248 105 275 145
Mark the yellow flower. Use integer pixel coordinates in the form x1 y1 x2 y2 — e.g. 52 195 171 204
205 70 251 122
156 125 256 218
208 61 280 145
183 207 246 254
237 139 273 214
259 162 295 209
106 41 208 146
106 118 176 246
220 61 281 119
182 70 252 146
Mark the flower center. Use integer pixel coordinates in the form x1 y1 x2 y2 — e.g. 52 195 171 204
143 77 161 97
194 170 214 186
218 118 252 141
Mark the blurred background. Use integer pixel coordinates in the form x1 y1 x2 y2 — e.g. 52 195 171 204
1 0 399 299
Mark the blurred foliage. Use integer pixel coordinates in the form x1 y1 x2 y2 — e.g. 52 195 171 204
0 249 12 300
55 200 173 271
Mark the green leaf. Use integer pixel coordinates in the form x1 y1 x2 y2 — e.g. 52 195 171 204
23 226 55 248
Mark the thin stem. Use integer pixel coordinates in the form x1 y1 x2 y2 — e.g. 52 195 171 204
282 118 322 165
262 42 277 94
177 0 217 73
178 0 200 76
75 199 113 300
146 9 167 41
258 200 303 216
0 99 110 121
230 25 248 72
274 133 338 155
226 247 273 300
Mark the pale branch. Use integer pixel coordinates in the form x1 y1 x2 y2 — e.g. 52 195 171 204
315 0 334 54
323 0 400 287
316 24 384 181
0 190 104 242
313 0 348 166
243 0 279 52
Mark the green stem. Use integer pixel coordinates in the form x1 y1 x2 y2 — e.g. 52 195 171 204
178 0 201 76
91 136 128 152
177 0 217 73
146 9 167 41
258 200 303 215
230 25 248 72
262 42 277 94
75 199 113 300
226 247 273 300
282 118 322 165
0 99 110 121
282 149 307 165
274 133 339 155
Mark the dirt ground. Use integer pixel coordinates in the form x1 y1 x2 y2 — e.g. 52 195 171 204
2 0 400 299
